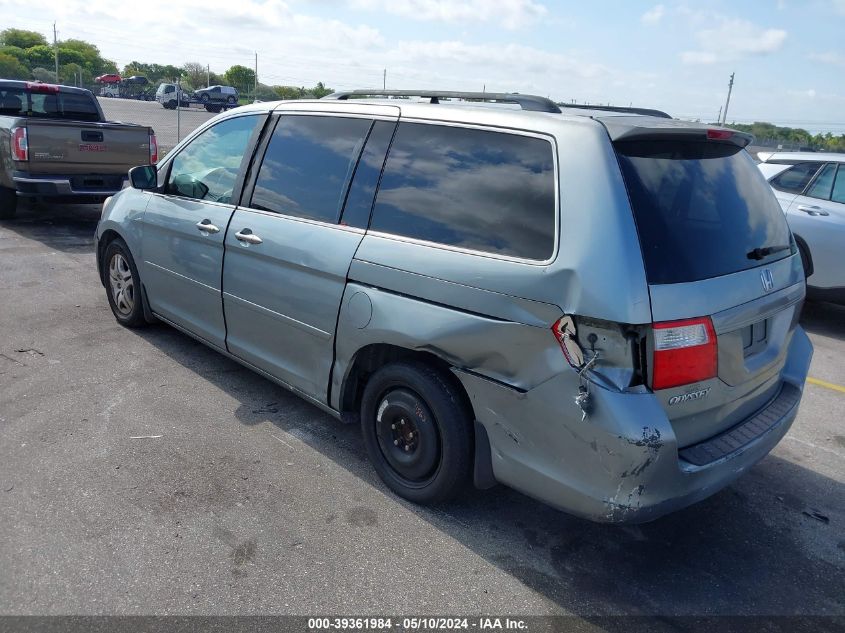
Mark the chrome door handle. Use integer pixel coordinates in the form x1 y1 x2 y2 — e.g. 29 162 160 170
235 229 263 245
797 205 829 216
195 219 220 233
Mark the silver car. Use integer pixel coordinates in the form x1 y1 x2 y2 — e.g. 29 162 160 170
758 151 845 305
95 90 812 523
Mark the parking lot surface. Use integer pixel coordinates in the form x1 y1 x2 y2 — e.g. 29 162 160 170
0 202 843 618
98 98 216 154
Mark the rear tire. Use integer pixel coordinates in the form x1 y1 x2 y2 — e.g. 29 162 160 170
102 238 147 328
227 96 236 105
360 362 473 504
0 187 17 220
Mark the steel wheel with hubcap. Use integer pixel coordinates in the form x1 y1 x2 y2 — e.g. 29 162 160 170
361 362 473 504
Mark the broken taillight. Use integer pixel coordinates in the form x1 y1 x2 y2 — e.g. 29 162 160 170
149 132 158 164
652 317 717 390
11 127 28 161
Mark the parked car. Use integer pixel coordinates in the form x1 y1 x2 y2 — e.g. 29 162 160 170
0 79 156 219
95 90 812 523
155 83 190 109
757 151 845 305
123 75 149 85
193 85 238 105
95 73 121 84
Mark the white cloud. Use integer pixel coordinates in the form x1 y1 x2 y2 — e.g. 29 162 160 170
641 5 665 25
681 18 787 64
348 0 548 29
809 51 845 67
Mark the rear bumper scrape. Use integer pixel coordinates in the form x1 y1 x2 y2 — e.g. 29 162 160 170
454 326 813 524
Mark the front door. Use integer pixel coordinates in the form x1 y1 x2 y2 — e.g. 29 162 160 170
786 162 845 290
222 111 396 401
140 114 264 348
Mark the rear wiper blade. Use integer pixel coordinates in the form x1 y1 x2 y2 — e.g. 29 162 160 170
747 244 792 260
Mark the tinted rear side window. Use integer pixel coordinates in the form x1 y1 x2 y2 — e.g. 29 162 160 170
770 162 822 193
251 115 372 223
370 123 556 260
340 120 395 229
616 141 793 284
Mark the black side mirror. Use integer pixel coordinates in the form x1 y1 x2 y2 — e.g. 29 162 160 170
129 165 157 190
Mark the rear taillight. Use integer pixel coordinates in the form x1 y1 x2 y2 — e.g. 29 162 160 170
11 127 28 161
25 82 60 94
149 132 158 164
652 317 717 390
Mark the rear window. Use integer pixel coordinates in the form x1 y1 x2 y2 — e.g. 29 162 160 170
18 90 101 122
616 140 794 284
370 123 556 261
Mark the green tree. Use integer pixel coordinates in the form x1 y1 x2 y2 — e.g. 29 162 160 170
309 82 333 98
25 44 55 68
123 61 182 83
253 82 279 101
182 62 207 89
223 64 255 95
60 62 87 86
0 45 27 63
274 85 306 100
0 52 28 79
0 28 47 50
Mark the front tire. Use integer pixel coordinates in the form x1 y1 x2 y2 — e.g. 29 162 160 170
360 362 473 504
0 187 17 219
102 239 147 328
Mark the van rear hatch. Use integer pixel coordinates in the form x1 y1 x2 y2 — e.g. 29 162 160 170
608 120 805 448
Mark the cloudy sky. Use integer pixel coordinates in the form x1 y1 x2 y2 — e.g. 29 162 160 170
3 0 844 133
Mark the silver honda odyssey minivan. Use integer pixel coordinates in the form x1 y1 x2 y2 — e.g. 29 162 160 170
95 90 812 523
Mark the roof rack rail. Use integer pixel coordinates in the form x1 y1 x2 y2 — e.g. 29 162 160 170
559 103 672 119
323 89 562 113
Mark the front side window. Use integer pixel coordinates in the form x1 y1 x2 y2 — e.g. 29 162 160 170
770 162 823 193
369 123 556 260
250 115 372 223
165 115 259 204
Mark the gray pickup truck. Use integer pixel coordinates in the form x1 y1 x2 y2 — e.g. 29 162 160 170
0 80 156 219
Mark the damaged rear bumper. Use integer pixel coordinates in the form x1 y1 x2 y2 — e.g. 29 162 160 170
454 327 813 524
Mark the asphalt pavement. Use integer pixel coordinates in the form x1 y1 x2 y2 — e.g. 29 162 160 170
0 201 843 619
98 98 216 154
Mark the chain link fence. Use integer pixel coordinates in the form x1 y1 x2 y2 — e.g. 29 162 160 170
89 80 248 156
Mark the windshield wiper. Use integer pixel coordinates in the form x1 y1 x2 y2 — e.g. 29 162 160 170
747 244 792 260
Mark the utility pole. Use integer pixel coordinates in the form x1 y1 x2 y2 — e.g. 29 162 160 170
383 68 386 90
720 72 734 125
207 64 210 88
53 22 59 82
254 52 258 98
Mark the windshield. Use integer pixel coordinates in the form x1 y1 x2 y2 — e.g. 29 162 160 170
616 140 794 284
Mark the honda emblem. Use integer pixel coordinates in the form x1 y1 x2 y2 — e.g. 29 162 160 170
761 268 775 293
